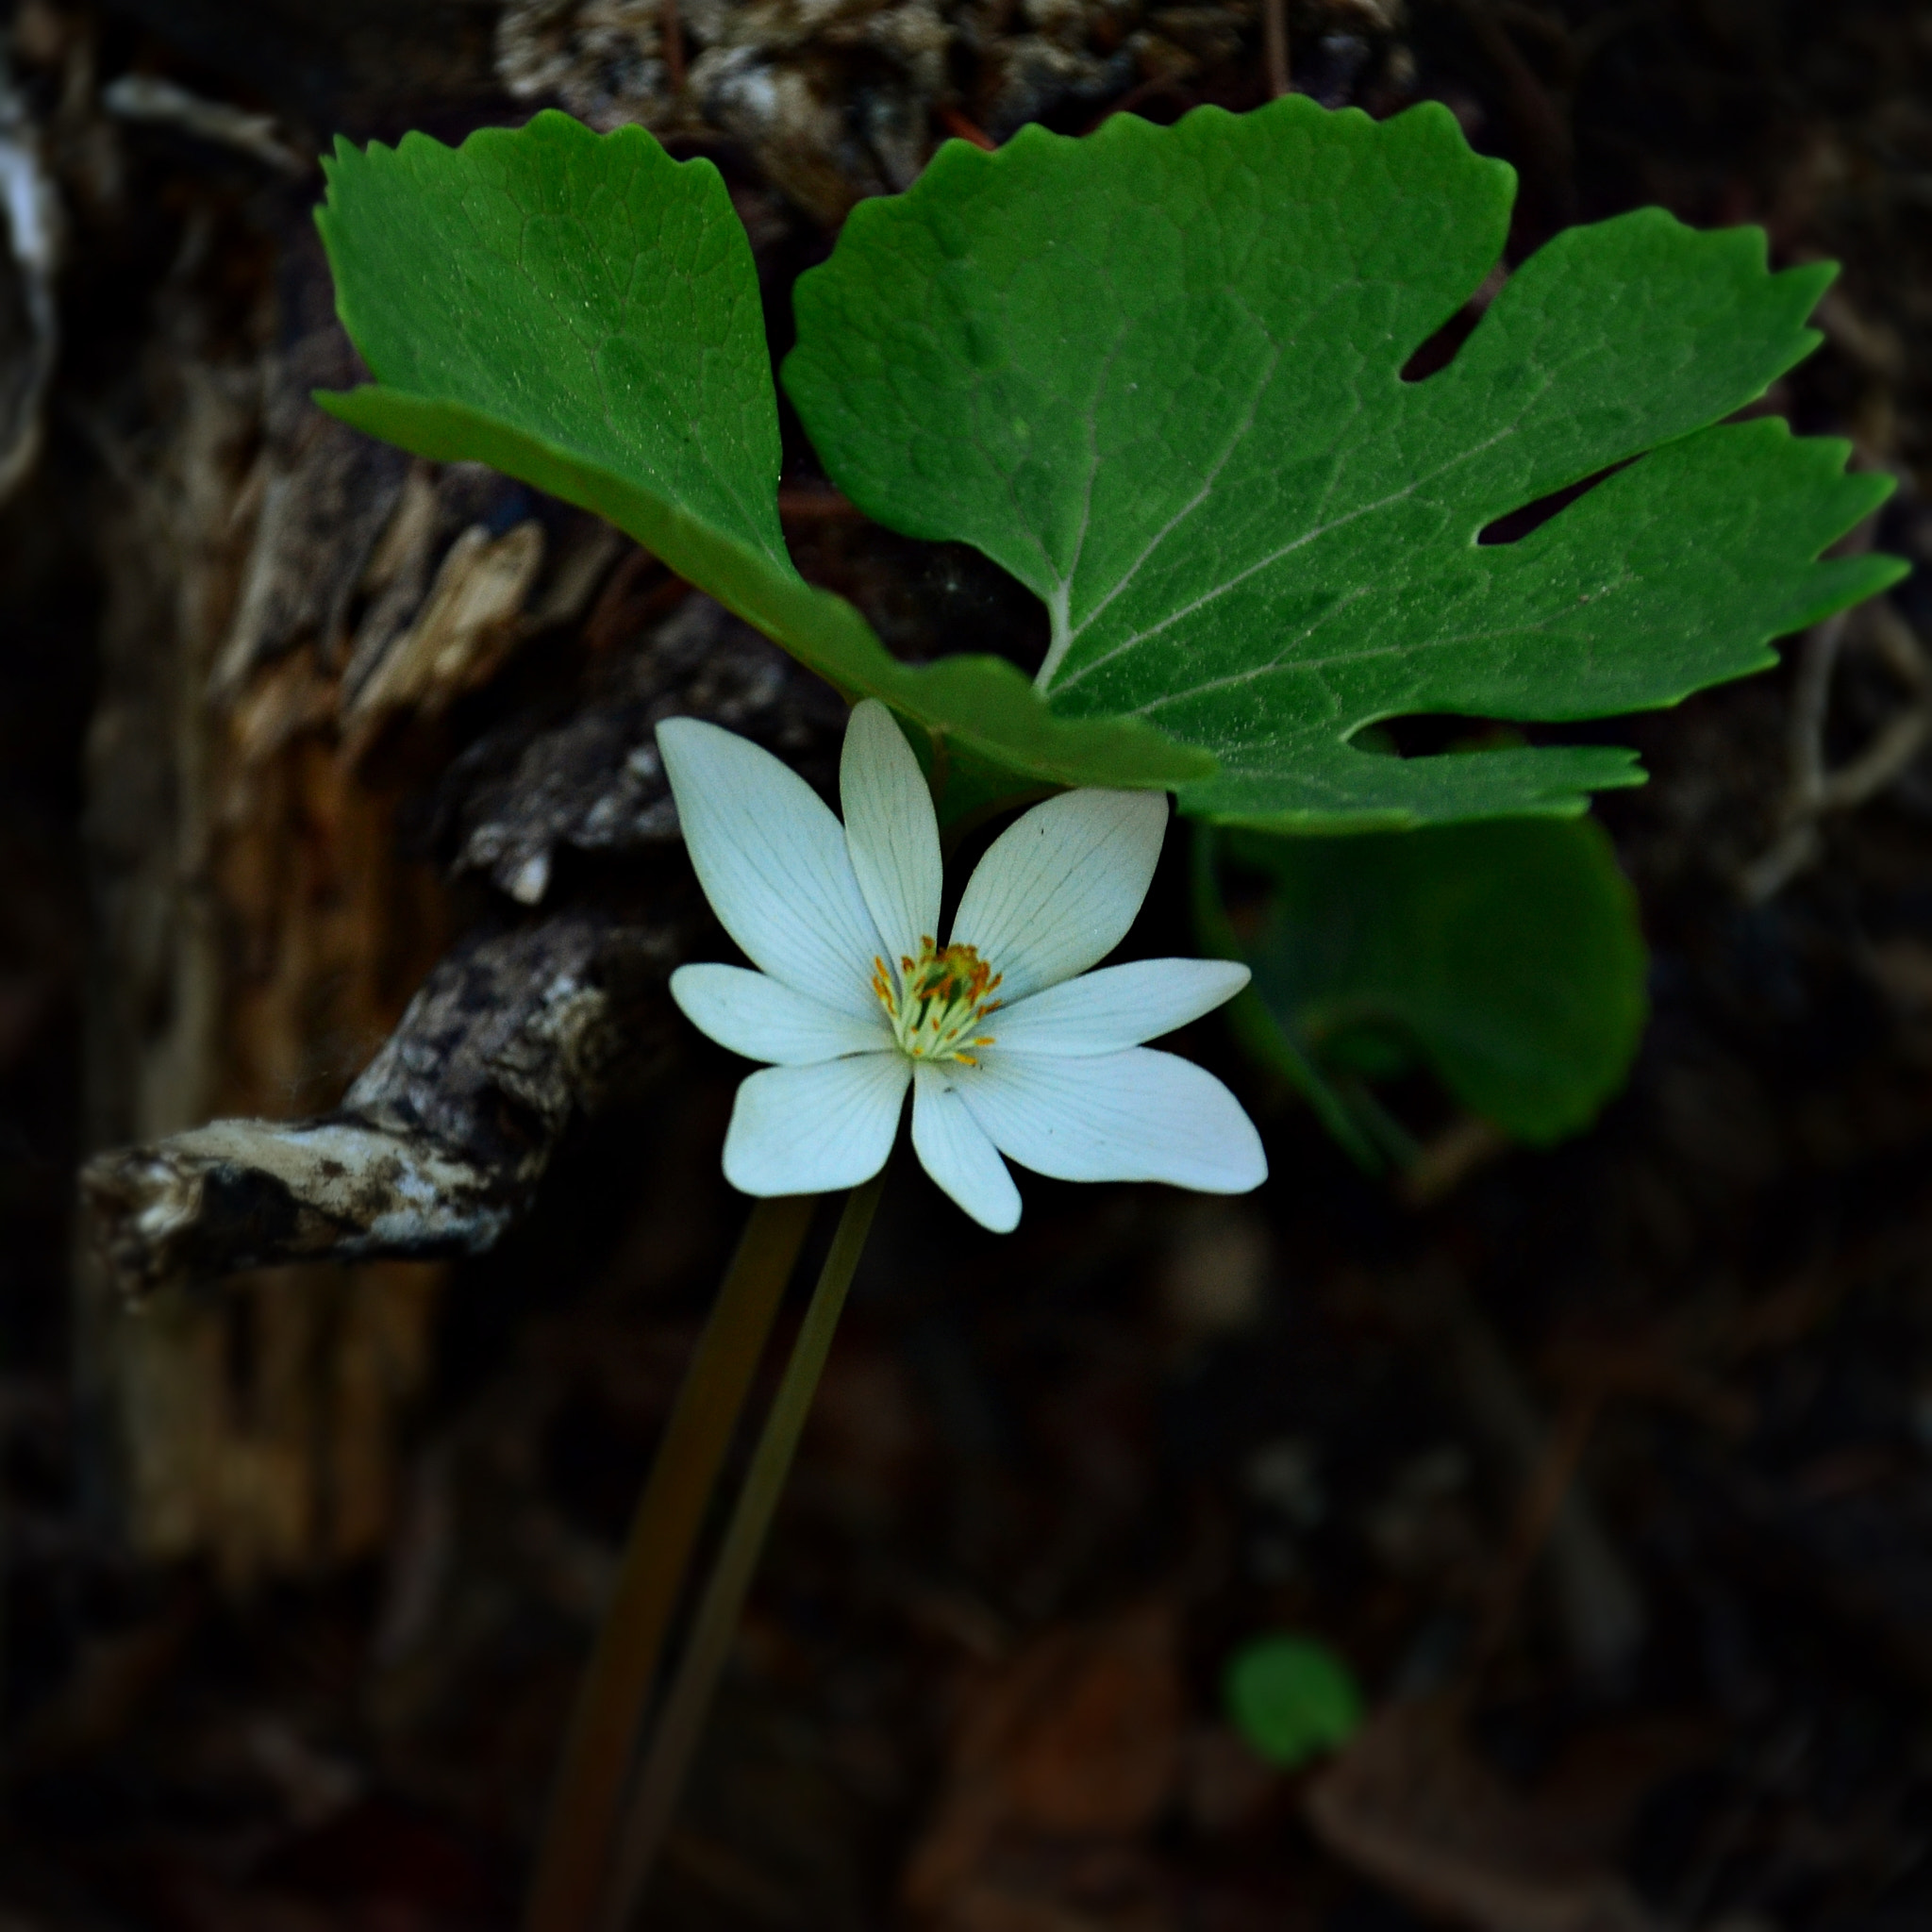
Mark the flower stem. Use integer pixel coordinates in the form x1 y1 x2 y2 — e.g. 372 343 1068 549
523 1192 819 1932
595 1167 890 1931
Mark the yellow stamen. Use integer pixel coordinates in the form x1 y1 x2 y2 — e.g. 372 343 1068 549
874 937 1002 1062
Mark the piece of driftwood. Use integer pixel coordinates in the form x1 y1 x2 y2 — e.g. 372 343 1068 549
81 909 685 1295
84 567 844 1304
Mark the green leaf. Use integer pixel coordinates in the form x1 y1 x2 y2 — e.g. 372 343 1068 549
312 110 1211 808
1224 1633 1363 1770
784 97 1907 832
1207 815 1650 1148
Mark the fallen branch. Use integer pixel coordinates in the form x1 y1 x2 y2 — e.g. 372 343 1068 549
1740 586 1928 906
81 909 684 1295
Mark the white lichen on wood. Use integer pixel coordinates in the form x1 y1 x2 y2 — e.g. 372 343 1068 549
84 911 682 1295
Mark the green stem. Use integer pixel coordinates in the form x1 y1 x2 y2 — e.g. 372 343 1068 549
595 1167 890 1931
1189 824 1385 1172
523 1193 819 1932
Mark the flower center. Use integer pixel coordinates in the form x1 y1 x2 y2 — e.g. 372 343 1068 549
874 938 1002 1063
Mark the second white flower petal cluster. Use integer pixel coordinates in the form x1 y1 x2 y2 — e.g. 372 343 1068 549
659 699 1266 1232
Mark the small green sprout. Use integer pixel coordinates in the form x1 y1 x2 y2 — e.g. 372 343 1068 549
1224 1631 1365 1770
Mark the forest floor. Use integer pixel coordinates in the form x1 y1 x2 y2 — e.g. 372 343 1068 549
5 2 1932 1928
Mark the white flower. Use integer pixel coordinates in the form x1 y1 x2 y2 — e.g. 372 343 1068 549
658 700 1266 1233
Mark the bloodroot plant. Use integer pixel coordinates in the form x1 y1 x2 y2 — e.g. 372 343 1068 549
311 94 1906 1926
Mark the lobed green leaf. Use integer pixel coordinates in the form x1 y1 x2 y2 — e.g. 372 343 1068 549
785 96 1907 830
313 110 1211 808
1202 815 1651 1150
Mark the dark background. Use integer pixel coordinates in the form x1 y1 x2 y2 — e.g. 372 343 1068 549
3 1 1932 1926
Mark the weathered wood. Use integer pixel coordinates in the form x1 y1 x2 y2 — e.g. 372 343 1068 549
73 242 463 1574
82 909 683 1292
73 252 835 1576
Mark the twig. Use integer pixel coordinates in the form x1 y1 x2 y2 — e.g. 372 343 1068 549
1387 1270 1644 1681
661 0 686 97
1447 0 1574 224
1083 74 1193 136
582 545 667 653
1263 0 1291 99
939 106 996 152
1398 1114 1508 1208
775 483 866 523
1441 1295 1642 1680
597 1169 889 1931
1790 610 1850 802
1740 610 1853 903
1739 601 1931 905
1819 707 1930 810
102 74 308 175
1474 1382 1606 1663
523 1194 819 1932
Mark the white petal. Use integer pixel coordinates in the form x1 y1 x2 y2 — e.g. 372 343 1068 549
911 1062 1021 1232
957 1048 1266 1193
671 964 893 1065
658 717 882 1021
841 700 942 968
723 1053 910 1195
990 959 1251 1057
949 790 1168 1003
